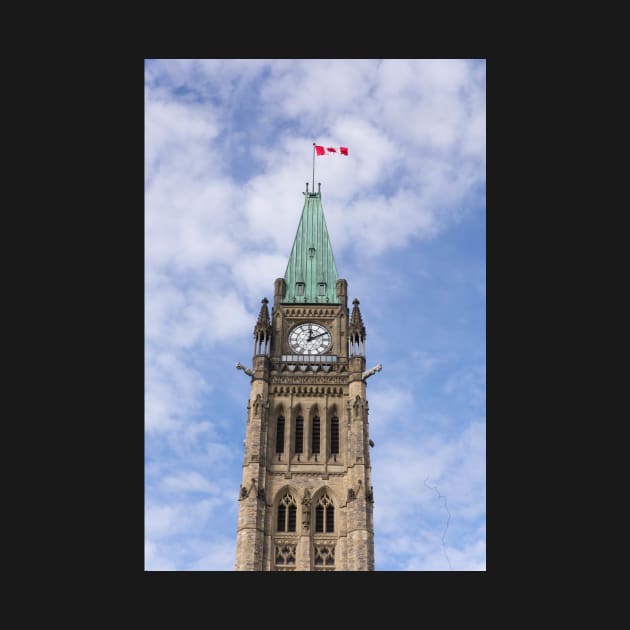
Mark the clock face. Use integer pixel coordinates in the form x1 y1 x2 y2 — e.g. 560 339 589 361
288 323 332 355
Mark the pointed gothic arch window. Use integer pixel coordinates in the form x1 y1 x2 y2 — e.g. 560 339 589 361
295 416 304 453
277 493 297 532
311 416 320 454
276 416 285 454
330 416 339 455
315 494 334 533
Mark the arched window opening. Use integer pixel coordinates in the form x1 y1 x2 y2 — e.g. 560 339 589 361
277 493 297 532
326 504 334 532
330 416 339 455
276 416 285 454
277 504 285 530
315 494 334 533
295 416 303 454
311 416 320 454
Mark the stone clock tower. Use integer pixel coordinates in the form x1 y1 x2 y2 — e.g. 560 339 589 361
234 184 381 571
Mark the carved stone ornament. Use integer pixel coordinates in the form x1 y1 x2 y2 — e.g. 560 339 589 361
362 363 382 381
366 486 374 503
236 362 255 377
239 477 258 500
353 479 363 499
302 488 312 530
253 394 262 416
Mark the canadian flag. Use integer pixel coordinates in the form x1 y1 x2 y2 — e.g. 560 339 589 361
315 145 349 156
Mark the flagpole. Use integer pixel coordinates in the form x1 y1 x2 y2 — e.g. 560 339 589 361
312 142 316 193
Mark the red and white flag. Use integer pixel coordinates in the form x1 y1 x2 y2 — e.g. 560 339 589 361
314 145 349 156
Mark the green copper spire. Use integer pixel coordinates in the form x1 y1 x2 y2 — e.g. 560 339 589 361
283 188 339 304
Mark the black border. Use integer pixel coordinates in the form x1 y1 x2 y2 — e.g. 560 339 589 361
50 54 516 604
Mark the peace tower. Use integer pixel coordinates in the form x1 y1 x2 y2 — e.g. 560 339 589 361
235 184 381 571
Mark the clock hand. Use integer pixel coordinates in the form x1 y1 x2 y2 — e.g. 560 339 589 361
310 331 327 340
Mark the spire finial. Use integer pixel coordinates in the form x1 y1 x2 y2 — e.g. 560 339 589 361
256 298 271 327
318 182 321 195
349 298 366 352
306 182 309 193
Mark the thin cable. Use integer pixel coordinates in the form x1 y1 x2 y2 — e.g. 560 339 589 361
425 477 453 570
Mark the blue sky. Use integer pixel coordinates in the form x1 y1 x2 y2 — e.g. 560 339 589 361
145 59 486 570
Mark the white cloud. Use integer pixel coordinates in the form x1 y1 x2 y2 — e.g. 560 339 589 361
145 175 244 273
145 497 225 540
371 420 485 569
260 59 376 125
374 59 482 153
146 273 254 352
145 535 236 572
368 385 414 424
380 527 486 571
160 471 216 494
145 350 210 433
145 539 177 571
145 86 221 183
186 538 236 571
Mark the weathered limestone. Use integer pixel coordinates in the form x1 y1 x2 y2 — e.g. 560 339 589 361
235 290 377 571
